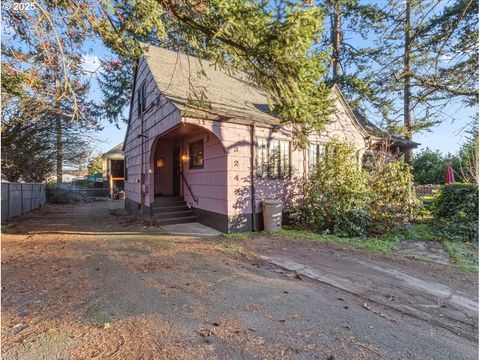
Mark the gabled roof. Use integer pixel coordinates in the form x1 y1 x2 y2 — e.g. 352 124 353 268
104 143 123 155
352 109 420 148
142 44 279 126
352 110 384 137
136 44 417 148
103 143 124 159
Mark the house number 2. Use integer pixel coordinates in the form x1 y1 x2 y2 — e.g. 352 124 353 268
234 160 239 166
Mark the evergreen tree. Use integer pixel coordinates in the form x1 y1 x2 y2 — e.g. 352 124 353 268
316 0 477 165
88 154 104 175
4 0 334 148
2 2 100 182
415 0 478 106
319 0 391 113
360 0 478 164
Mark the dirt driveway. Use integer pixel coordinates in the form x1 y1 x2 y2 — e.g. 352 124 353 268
2 201 478 359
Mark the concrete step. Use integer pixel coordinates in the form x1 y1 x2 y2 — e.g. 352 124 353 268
155 215 197 226
154 210 194 220
152 205 190 213
152 200 187 208
153 196 184 203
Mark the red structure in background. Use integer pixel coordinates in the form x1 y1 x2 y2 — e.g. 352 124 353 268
445 163 456 184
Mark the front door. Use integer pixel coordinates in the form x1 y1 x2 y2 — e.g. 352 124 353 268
172 147 181 196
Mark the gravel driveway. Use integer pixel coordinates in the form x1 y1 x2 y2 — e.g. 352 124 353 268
1 201 478 359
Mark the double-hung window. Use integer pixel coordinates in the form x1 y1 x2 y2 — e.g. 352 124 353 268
137 81 146 116
189 140 204 169
256 138 290 180
309 143 324 173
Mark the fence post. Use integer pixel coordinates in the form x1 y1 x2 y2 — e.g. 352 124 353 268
6 183 10 221
20 183 24 216
31 184 35 212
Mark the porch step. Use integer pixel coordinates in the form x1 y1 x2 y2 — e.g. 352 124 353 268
152 204 190 212
154 210 194 220
155 215 197 226
152 196 184 204
152 201 188 208
152 196 197 226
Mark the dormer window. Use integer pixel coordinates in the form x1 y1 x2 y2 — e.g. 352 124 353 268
137 81 146 116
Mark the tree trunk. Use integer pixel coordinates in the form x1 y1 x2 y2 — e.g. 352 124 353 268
55 116 62 183
55 73 63 183
331 0 341 80
403 0 413 165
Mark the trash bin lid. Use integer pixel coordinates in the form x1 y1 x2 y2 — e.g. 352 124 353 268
263 199 282 204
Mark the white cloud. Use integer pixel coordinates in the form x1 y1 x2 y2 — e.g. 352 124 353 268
82 55 101 73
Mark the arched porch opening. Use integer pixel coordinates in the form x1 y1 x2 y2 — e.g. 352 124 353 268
148 123 228 212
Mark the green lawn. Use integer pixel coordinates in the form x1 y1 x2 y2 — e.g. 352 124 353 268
225 229 398 254
403 223 478 272
224 224 479 273
442 240 478 273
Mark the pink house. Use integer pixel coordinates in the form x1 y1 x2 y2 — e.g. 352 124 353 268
123 44 417 232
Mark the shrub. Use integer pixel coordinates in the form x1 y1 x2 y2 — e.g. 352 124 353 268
46 184 84 204
294 140 422 237
368 161 419 234
294 141 371 237
434 184 478 242
71 179 95 188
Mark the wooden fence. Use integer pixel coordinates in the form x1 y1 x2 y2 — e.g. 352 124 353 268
415 184 442 197
1 182 46 222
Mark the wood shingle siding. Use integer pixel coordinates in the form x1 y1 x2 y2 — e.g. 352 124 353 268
123 44 390 232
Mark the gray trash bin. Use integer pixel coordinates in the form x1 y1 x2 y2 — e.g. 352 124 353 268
262 199 283 232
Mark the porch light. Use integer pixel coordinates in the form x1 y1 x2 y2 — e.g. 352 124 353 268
181 154 189 162
156 158 164 168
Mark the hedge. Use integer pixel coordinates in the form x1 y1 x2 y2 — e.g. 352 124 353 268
435 183 479 242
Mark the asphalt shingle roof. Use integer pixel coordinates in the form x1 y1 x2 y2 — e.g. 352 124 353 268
141 44 418 148
143 44 280 126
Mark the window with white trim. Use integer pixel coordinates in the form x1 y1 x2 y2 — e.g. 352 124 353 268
309 143 325 173
256 138 290 180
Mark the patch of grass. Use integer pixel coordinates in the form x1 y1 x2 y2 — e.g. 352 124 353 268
223 232 251 240
85 305 111 327
267 229 398 254
278 230 397 253
224 229 398 253
442 240 478 273
401 223 440 242
1 224 12 232
224 226 478 273
405 221 479 273
215 242 256 259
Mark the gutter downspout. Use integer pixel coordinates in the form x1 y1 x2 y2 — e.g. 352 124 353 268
250 124 257 231
140 112 145 207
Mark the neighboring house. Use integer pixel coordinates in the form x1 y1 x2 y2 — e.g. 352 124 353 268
46 169 87 183
102 143 125 195
353 110 420 162
61 173 82 183
123 44 418 232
